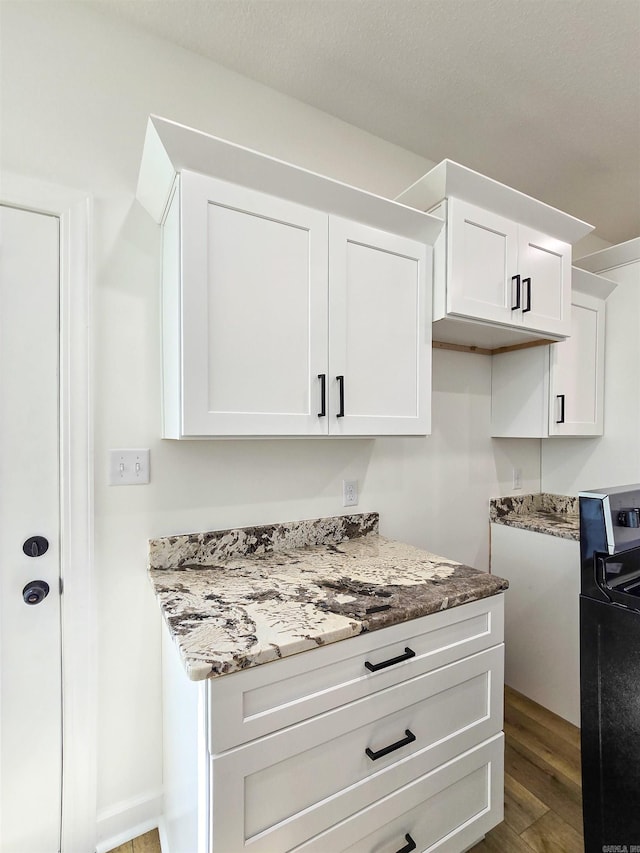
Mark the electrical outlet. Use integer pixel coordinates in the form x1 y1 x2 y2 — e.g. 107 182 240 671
343 479 359 507
512 467 523 490
108 449 150 485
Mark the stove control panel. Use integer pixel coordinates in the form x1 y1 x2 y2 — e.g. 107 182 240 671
617 508 640 528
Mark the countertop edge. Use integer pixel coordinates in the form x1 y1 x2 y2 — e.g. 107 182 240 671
489 493 579 541
156 573 509 682
491 514 579 541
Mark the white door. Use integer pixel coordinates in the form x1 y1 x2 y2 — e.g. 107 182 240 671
0 204 62 852
179 171 329 436
446 198 519 326
328 217 430 436
549 291 605 436
518 225 571 338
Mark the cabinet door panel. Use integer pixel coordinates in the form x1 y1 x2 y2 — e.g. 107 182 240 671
519 226 571 337
242 663 495 842
211 648 503 852
447 198 518 325
207 206 310 413
295 735 504 853
328 218 429 435
549 292 604 436
209 596 503 753
180 171 329 436
490 346 550 438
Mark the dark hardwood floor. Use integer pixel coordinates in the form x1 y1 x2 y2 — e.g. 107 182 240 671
111 686 584 853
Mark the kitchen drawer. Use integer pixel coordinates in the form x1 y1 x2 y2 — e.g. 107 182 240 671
295 734 504 853
209 595 504 752
210 645 503 852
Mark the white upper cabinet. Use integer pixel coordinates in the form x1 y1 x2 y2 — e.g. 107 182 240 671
138 116 441 438
397 160 594 349
328 218 428 436
446 200 519 326
177 173 329 438
548 289 604 436
518 224 571 337
490 268 616 438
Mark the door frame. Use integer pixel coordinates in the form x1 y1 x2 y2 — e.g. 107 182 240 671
1 173 96 852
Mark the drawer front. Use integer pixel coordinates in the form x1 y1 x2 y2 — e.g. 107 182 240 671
295 734 504 853
210 646 503 852
209 595 504 752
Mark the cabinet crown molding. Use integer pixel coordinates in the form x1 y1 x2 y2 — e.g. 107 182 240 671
574 236 640 274
136 115 443 244
571 266 617 301
395 159 593 245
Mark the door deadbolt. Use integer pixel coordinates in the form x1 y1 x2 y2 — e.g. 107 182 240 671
22 580 50 605
22 536 49 558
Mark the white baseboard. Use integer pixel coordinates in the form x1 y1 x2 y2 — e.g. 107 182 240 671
157 817 169 853
96 789 162 853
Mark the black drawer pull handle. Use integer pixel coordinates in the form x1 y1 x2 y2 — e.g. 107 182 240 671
395 834 417 853
365 729 416 761
317 374 326 417
511 274 521 310
522 277 532 313
556 393 565 424
336 375 345 417
364 646 415 672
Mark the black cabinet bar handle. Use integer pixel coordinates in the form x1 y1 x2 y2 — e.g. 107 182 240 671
522 277 532 313
511 274 521 310
365 729 416 761
364 646 416 672
556 394 565 424
317 374 326 417
336 375 345 418
395 834 417 853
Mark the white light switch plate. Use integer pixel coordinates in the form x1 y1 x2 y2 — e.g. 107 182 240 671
108 449 150 485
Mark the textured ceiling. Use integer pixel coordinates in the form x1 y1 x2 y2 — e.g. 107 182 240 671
91 0 640 243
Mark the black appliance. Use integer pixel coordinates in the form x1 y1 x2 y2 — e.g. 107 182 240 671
579 485 640 852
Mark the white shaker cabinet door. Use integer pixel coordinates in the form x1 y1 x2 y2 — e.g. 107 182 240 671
178 170 329 436
328 217 430 435
549 290 604 436
518 225 571 338
446 198 519 326
491 288 606 438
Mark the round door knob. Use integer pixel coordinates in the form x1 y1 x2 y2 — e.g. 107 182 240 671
23 536 49 558
22 580 50 605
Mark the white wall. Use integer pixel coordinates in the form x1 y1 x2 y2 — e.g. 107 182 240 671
542 253 640 494
1 1 541 846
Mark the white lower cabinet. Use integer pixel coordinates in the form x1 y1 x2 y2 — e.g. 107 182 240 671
490 524 579 725
296 735 504 853
160 596 505 853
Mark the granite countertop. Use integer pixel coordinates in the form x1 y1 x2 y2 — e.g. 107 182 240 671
490 494 579 540
149 513 508 681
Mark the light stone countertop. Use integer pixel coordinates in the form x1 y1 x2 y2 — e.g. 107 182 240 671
149 513 508 681
490 493 579 540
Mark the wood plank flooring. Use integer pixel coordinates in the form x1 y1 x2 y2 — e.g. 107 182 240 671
108 829 161 853
110 686 584 853
469 686 583 853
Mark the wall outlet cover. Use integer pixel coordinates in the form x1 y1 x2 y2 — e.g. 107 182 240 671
343 479 359 507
